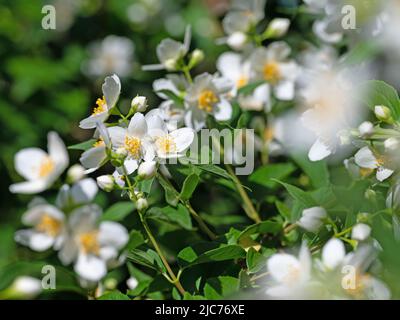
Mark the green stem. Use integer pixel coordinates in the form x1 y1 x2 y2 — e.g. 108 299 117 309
182 66 193 84
123 167 185 295
225 164 261 223
157 172 217 240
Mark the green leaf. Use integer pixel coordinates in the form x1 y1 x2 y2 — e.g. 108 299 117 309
246 248 266 274
274 180 316 207
158 176 179 207
127 249 161 272
196 164 232 181
361 80 400 120
126 230 145 250
178 244 246 268
180 173 199 201
238 221 281 241
98 291 130 300
290 152 330 188
183 292 207 300
204 276 239 299
237 80 266 96
68 139 96 151
275 201 291 221
147 204 192 230
137 178 154 194
249 163 296 189
101 202 135 221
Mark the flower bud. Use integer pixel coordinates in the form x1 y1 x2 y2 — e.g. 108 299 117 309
96 175 114 192
138 161 157 179
11 276 42 299
188 49 204 68
374 105 393 123
351 223 371 241
365 188 376 200
358 121 374 137
297 206 327 232
227 32 247 51
264 18 290 38
384 137 400 151
164 58 178 71
131 96 148 113
67 164 86 183
127 277 138 290
136 197 148 211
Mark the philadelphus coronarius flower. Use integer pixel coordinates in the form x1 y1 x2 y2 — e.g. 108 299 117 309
217 52 271 111
79 74 121 129
354 147 394 182
185 73 233 131
83 36 134 78
58 205 128 282
250 42 299 101
10 132 69 194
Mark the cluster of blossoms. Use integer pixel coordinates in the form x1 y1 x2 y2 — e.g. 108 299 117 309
7 0 400 300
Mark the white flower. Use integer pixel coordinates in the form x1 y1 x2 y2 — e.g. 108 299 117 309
131 96 148 112
354 147 394 182
266 243 312 298
66 164 86 183
217 52 271 111
55 178 98 210
15 204 66 252
58 205 129 282
264 18 290 38
10 276 42 299
146 114 194 159
185 73 233 131
83 36 134 78
297 207 327 232
79 74 121 129
250 42 299 101
351 223 371 241
321 238 346 270
127 277 138 290
108 112 155 174
96 175 115 192
138 160 157 179
142 26 191 71
10 132 69 194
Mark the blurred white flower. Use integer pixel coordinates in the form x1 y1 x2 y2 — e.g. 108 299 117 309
321 238 346 270
250 42 299 101
10 276 42 299
358 121 374 138
83 36 134 78
67 164 86 183
127 277 138 290
351 223 371 241
15 203 66 252
56 178 98 210
79 74 121 129
10 132 69 194
264 18 290 38
58 205 128 282
297 207 327 232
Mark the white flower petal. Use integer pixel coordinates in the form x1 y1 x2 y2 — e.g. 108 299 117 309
79 112 109 129
47 132 69 170
170 128 194 153
108 126 126 148
123 158 139 175
75 253 107 282
214 98 232 121
351 223 371 241
102 74 121 109
9 180 49 194
308 139 332 161
216 52 242 81
80 145 107 171
267 253 301 283
98 222 129 250
322 238 345 269
354 147 378 169
22 204 64 225
376 167 394 182
274 80 295 101
71 178 98 205
14 148 47 181
128 113 148 138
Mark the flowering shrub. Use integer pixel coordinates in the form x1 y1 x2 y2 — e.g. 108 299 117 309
3 0 400 300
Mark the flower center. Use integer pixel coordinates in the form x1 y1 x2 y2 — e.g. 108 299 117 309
79 231 100 255
263 62 281 83
38 157 55 178
156 135 177 154
236 75 248 89
283 264 301 285
93 138 105 148
36 214 62 237
124 136 142 159
198 90 219 112
344 271 370 299
92 97 107 115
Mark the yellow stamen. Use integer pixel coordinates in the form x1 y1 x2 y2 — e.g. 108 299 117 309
124 136 142 159
264 127 275 142
360 167 373 177
198 90 219 113
79 231 100 255
283 265 301 284
236 76 248 89
92 96 107 115
263 61 281 83
344 271 370 299
38 157 55 178
156 135 177 154
93 138 105 148
36 214 62 237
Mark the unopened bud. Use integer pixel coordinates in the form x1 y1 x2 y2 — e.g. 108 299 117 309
164 58 178 71
188 49 204 68
374 105 393 123
131 96 148 112
227 32 247 51
138 161 157 179
384 137 400 151
264 18 290 38
358 121 374 137
67 164 86 183
136 197 148 211
96 175 114 192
